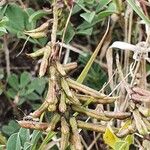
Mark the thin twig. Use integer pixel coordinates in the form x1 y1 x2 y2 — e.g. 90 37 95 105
3 35 10 77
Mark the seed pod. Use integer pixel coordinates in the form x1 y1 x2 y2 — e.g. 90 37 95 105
133 109 148 135
25 21 50 33
24 32 47 39
63 62 77 72
138 105 150 117
45 66 58 105
46 113 60 132
59 91 67 113
103 111 131 120
72 105 110 121
60 117 70 150
30 101 49 118
39 59 48 77
55 61 66 76
39 44 52 77
26 47 45 58
67 78 118 100
77 120 106 133
70 117 83 150
117 122 136 137
143 118 150 131
76 94 116 104
17 120 48 130
48 104 57 112
61 77 80 105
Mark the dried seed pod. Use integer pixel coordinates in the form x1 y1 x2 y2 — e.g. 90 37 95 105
61 77 80 105
55 61 66 76
46 66 58 105
138 105 150 117
76 94 116 104
72 105 110 121
39 59 48 77
39 44 52 77
48 104 57 112
17 121 48 130
143 118 150 131
133 109 148 135
59 91 67 113
117 122 136 137
60 117 70 150
103 111 131 120
77 120 106 133
70 117 83 150
46 113 60 132
24 32 47 39
26 47 45 58
30 101 49 118
25 21 50 33
67 78 118 100
63 62 77 72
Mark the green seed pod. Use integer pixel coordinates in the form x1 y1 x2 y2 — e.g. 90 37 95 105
77 120 106 133
25 21 50 33
24 32 47 39
72 105 110 121
61 77 80 105
26 47 45 58
46 113 60 132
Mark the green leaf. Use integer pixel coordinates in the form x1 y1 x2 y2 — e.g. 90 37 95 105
76 28 93 35
6 133 21 150
23 142 32 150
114 141 129 150
0 27 7 35
7 74 19 90
31 131 42 149
29 10 49 23
80 12 95 23
6 88 17 98
28 78 47 95
38 131 56 150
0 16 9 27
5 4 32 34
64 23 75 44
103 125 120 149
95 0 111 12
20 72 31 88
127 0 150 26
25 92 41 100
125 135 134 145
19 128 30 146
77 10 113 30
2 120 20 136
77 22 108 83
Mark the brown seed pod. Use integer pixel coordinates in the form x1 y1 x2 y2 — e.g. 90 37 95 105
60 117 70 150
70 117 83 150
17 121 48 130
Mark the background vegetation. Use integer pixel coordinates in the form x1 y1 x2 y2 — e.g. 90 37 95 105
0 0 150 149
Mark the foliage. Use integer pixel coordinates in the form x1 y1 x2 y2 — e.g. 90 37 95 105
0 0 150 150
